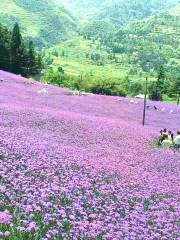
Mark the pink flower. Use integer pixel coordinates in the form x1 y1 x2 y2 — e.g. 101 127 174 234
0 211 12 224
26 222 37 232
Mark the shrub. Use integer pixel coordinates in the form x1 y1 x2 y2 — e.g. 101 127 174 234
90 79 127 96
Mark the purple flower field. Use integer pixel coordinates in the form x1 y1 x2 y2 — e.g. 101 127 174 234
0 70 179 239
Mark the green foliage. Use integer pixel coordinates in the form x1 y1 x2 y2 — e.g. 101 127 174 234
104 12 179 75
10 23 22 74
0 22 42 76
83 0 178 37
44 69 127 96
44 69 67 86
90 78 127 96
0 24 11 71
0 0 77 46
44 2 180 98
128 81 142 96
148 66 166 101
148 81 161 101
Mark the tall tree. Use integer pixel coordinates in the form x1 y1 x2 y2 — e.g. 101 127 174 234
36 53 43 74
20 42 29 77
0 24 10 70
174 77 180 105
27 41 36 75
10 23 22 74
156 65 165 100
149 65 165 101
157 65 165 87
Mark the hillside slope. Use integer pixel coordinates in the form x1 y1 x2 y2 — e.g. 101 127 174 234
0 0 178 46
0 70 179 239
46 4 180 86
108 4 180 74
58 0 106 25
83 0 178 36
0 0 77 46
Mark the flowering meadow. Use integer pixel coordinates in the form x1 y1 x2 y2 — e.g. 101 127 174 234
0 70 179 240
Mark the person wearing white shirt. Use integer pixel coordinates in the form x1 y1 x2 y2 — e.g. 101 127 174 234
174 131 180 151
162 135 173 148
168 131 173 141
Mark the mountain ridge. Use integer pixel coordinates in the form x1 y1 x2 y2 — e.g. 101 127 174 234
0 0 179 46
0 0 77 46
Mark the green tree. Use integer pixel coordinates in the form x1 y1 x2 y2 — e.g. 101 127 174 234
0 23 42 76
28 41 36 75
90 78 127 96
0 24 10 71
149 66 165 101
148 81 160 101
122 75 130 92
156 65 165 100
44 69 67 86
20 42 29 77
174 77 180 105
129 82 142 96
10 23 22 74
36 53 43 74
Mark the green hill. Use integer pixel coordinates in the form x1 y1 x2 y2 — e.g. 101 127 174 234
0 0 178 47
58 0 106 25
107 4 180 77
0 0 77 46
83 0 178 37
46 3 180 79
46 36 130 80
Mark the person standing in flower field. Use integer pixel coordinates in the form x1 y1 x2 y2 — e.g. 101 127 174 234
174 131 180 151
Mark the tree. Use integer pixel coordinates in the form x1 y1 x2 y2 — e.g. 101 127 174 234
122 75 130 92
156 65 165 100
174 77 180 105
0 23 42 76
19 42 29 77
149 65 165 101
0 25 10 71
36 53 43 74
90 78 127 96
10 23 22 74
129 82 142 96
44 69 66 86
148 81 160 101
27 41 36 75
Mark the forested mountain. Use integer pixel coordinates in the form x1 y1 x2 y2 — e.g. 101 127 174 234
46 3 180 76
0 0 77 46
83 0 179 37
0 0 178 45
44 3 179 99
101 4 180 74
57 0 105 25
56 0 179 29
